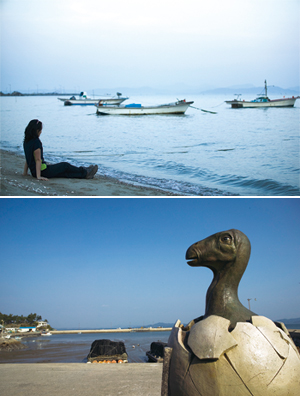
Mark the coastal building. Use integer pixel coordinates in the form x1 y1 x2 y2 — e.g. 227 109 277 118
18 326 36 332
5 327 17 333
36 321 48 328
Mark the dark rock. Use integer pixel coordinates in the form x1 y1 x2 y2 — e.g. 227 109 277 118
87 339 128 362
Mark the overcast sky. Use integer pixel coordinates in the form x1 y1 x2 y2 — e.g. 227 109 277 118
0 198 299 329
1 0 299 93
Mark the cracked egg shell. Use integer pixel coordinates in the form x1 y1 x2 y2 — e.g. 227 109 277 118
168 315 300 396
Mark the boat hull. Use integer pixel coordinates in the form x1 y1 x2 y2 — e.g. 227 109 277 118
225 97 299 108
96 101 194 115
58 98 128 106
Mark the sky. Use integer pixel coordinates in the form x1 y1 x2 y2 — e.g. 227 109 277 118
1 0 299 93
0 197 299 329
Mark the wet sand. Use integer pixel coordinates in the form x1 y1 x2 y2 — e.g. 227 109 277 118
0 340 90 364
0 150 179 196
0 330 171 364
0 338 155 364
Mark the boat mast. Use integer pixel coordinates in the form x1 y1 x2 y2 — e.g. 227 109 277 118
264 80 267 97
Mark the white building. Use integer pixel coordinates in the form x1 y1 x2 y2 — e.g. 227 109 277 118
5 327 17 333
19 327 36 332
36 321 48 328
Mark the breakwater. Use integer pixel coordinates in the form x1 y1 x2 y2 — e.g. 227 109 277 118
52 327 172 334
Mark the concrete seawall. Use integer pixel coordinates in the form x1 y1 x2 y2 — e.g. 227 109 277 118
51 328 172 334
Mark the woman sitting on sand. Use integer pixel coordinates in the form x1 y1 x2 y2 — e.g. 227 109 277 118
23 119 98 180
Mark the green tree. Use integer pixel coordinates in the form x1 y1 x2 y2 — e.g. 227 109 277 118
0 312 47 326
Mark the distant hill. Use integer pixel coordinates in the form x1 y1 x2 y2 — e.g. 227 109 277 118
88 83 300 97
149 318 300 327
276 317 300 325
146 322 175 328
201 85 300 96
2 84 299 97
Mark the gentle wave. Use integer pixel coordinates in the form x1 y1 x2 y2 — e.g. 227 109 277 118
6 145 299 196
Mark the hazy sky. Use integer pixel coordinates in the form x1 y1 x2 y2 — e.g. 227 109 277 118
0 198 299 329
1 0 299 93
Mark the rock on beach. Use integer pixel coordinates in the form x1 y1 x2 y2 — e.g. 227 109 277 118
0 338 27 351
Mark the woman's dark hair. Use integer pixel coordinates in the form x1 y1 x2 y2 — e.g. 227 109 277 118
24 119 43 143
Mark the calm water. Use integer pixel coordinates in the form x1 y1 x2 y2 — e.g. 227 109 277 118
1 331 170 363
2 324 298 363
1 95 299 196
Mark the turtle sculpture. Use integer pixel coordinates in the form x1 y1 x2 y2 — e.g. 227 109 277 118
165 229 300 396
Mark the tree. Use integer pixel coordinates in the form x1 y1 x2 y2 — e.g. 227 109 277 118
0 312 47 326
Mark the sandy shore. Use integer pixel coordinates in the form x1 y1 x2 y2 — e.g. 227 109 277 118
0 363 163 396
0 150 179 196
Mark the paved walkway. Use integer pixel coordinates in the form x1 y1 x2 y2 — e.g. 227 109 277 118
0 363 163 396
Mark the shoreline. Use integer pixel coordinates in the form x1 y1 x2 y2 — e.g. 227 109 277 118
0 329 171 365
0 149 179 197
51 327 172 334
1 329 298 365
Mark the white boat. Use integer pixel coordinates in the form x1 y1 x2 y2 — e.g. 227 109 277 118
58 92 128 106
41 331 52 336
225 80 299 108
96 99 194 115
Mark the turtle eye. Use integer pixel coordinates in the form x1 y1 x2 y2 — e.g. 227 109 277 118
221 235 232 244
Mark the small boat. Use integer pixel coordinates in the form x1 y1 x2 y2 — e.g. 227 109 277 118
41 331 52 336
96 99 194 115
225 80 299 108
58 91 128 106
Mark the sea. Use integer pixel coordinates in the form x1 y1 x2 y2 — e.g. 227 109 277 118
2 323 299 364
0 331 171 364
1 94 299 196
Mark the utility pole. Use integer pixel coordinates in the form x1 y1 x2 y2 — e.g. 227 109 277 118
247 298 257 310
247 299 252 310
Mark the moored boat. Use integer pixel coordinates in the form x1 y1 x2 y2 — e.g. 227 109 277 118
225 80 299 108
41 331 52 336
58 91 128 106
96 99 194 115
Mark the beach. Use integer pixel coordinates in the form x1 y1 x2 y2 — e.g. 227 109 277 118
1 331 299 396
0 333 165 395
0 150 177 196
0 330 172 364
0 363 163 396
